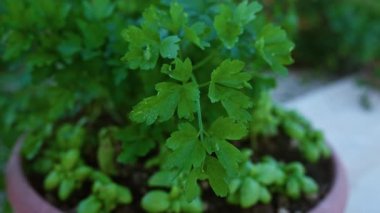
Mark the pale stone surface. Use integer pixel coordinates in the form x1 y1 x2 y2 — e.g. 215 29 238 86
284 77 380 213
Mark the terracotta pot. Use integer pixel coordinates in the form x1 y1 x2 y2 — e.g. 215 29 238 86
309 149 348 213
6 138 61 213
6 138 348 213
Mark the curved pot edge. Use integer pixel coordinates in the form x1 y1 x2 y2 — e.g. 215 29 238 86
309 148 348 213
6 137 62 213
6 138 348 213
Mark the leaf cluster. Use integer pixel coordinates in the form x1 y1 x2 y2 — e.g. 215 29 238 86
0 0 331 212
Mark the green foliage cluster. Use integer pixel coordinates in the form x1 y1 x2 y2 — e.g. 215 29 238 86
251 93 330 162
0 0 330 212
227 151 318 207
296 0 380 72
263 0 380 72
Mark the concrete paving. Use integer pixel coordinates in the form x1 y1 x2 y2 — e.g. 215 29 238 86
285 77 380 213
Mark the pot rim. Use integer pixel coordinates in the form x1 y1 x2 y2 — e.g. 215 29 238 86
6 137 348 213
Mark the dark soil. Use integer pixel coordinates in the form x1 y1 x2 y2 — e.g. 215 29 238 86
25 130 334 213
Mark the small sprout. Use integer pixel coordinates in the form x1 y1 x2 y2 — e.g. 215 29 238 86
142 190 170 213
286 177 300 199
300 177 318 195
44 170 62 190
259 187 271 204
240 178 260 207
78 195 102 213
58 178 76 201
61 149 80 170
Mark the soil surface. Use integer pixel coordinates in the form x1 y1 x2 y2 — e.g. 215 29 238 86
26 130 333 213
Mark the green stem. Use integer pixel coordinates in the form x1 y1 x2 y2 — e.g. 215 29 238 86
191 74 205 141
198 81 210 88
193 51 216 71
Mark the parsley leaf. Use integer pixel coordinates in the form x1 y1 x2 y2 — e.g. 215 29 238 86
204 117 246 176
121 26 160 70
255 24 295 75
214 5 243 49
184 22 211 50
168 2 188 33
164 123 205 171
161 58 192 82
209 117 248 140
83 0 115 21
130 82 199 124
160 36 180 59
209 59 253 121
205 156 229 197
234 1 262 25
214 1 262 49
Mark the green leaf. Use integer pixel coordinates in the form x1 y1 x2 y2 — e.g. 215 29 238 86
259 187 271 204
229 179 242 194
73 166 92 181
44 170 62 190
166 123 198 149
77 19 107 50
160 36 180 59
240 178 260 208
209 59 253 121
300 177 318 195
215 140 243 177
121 26 160 70
181 197 203 212
210 59 251 90
255 24 294 75
149 170 178 187
58 179 76 201
61 149 80 170
165 123 205 171
161 58 192 82
117 126 155 164
117 138 155 164
255 164 285 185
22 125 52 159
302 143 320 163
97 130 116 175
205 156 229 197
83 0 115 20
184 22 210 49
177 83 199 119
117 186 133 204
142 6 162 30
184 169 201 201
206 117 246 176
56 124 85 150
209 117 247 140
2 31 32 60
214 5 243 49
220 89 253 121
57 34 81 59
283 120 306 140
168 2 188 33
142 190 170 213
286 177 301 199
130 82 199 124
99 184 118 201
234 1 262 25
78 196 102 213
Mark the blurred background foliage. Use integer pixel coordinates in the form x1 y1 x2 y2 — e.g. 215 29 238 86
262 0 380 74
0 0 379 212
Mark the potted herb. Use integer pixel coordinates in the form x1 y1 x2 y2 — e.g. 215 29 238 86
2 0 347 212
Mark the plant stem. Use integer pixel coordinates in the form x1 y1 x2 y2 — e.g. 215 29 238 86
193 51 216 71
198 81 210 88
191 74 205 141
